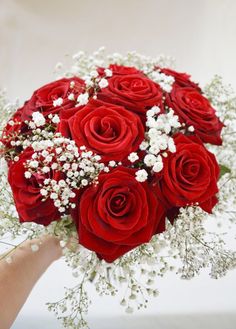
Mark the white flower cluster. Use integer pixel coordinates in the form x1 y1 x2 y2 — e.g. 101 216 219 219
24 137 105 213
148 70 175 93
30 112 46 128
135 105 181 182
58 48 174 89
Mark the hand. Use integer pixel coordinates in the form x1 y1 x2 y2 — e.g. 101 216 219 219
0 235 63 329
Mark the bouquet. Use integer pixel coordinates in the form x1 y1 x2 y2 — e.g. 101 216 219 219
0 48 236 328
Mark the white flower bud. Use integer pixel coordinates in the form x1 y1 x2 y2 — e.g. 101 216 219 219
128 152 139 163
144 154 156 167
98 78 108 89
135 169 148 182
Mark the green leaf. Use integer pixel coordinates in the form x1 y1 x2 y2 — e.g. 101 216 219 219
220 164 231 177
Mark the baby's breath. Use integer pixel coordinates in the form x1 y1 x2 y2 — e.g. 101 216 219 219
0 51 236 329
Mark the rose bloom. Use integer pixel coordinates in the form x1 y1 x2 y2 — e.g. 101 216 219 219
97 68 163 115
72 167 166 262
154 133 220 213
166 85 224 145
158 67 202 91
20 77 85 120
63 99 144 162
8 148 60 225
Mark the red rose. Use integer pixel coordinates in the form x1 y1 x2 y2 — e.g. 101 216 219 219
158 67 201 91
21 77 85 120
66 99 144 162
155 133 220 213
166 86 224 145
98 64 141 76
73 167 166 262
97 73 163 115
8 148 60 225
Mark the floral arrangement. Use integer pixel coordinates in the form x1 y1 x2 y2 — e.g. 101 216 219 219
0 48 236 328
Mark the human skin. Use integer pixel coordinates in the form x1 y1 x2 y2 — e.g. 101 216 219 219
0 235 62 329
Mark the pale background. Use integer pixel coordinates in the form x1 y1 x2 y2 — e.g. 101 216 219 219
0 0 236 328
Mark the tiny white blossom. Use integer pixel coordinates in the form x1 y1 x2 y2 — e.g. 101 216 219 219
153 161 163 173
67 171 73 178
94 155 101 161
53 97 63 107
70 81 75 89
135 169 148 182
50 193 58 200
51 163 58 170
59 155 66 161
90 70 99 78
42 150 49 157
144 154 156 167
52 114 60 124
168 138 176 153
148 128 159 139
68 93 75 101
24 171 32 179
104 68 113 77
54 200 61 207
40 188 48 196
98 78 108 89
59 240 67 248
32 112 46 127
147 109 156 117
29 160 39 168
108 160 116 167
128 152 139 163
59 180 66 187
63 163 70 170
188 125 195 132
77 93 89 105
71 163 78 171
139 141 149 150
149 145 160 155
45 155 52 163
70 192 76 198
42 166 50 173
28 122 36 129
